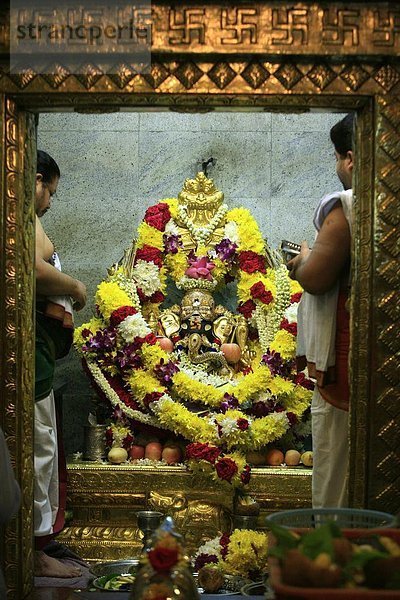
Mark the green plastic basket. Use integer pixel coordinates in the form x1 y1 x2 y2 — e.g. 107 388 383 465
265 508 396 529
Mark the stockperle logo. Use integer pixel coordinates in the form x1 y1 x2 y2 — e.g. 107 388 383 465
10 0 151 74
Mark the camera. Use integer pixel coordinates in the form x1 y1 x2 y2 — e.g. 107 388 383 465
281 240 301 263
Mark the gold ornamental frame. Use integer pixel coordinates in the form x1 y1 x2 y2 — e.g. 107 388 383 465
1 1 400 597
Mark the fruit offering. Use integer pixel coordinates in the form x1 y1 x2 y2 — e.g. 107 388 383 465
268 521 400 591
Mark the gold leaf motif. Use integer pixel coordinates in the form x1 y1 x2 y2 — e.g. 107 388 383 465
41 64 71 89
75 63 104 90
241 62 270 89
9 68 37 89
340 65 369 90
207 62 237 89
143 62 169 89
173 61 203 89
307 64 336 90
108 64 137 89
273 63 303 89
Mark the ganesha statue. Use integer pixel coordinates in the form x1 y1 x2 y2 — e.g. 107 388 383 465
75 172 313 489
156 288 248 376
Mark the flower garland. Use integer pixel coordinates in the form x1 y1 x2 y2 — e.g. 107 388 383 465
75 196 313 489
193 529 269 580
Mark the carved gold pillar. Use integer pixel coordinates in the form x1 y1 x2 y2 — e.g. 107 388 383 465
348 100 375 508
0 95 36 599
368 95 400 512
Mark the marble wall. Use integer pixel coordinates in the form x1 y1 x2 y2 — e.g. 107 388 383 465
38 110 346 454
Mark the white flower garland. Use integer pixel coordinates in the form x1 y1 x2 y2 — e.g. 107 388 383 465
257 264 291 348
177 203 228 245
177 359 233 389
176 275 217 292
118 313 151 342
223 220 239 244
87 361 166 428
132 260 161 296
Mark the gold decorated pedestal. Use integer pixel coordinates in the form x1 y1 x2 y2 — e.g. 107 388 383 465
58 462 311 562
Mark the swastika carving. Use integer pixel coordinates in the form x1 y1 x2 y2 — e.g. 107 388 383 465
220 8 258 45
373 10 400 47
322 9 360 46
271 8 309 45
169 8 205 45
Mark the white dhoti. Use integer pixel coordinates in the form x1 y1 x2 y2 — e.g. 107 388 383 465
34 391 60 537
311 388 349 508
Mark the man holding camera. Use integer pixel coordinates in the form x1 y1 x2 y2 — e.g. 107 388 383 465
288 114 354 508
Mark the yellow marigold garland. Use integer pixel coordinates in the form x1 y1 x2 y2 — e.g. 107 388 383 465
95 281 134 320
77 195 313 490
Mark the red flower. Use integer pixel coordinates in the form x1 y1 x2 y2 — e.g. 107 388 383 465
122 433 134 449
135 245 163 268
287 412 298 426
137 287 146 302
237 418 249 431
107 376 142 411
194 553 219 571
291 292 302 304
110 306 138 327
143 391 164 408
238 251 266 274
134 332 157 347
294 372 314 390
215 457 238 483
148 545 179 572
186 442 221 464
220 532 230 558
220 532 230 548
241 464 251 484
105 428 113 448
238 299 256 319
81 328 92 339
280 318 297 336
250 281 273 304
150 290 165 304
144 202 171 231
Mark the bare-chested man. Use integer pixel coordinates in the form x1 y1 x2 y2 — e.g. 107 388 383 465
34 150 86 578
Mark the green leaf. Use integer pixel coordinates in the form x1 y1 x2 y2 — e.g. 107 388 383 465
266 521 299 556
299 524 335 560
266 522 299 561
345 549 387 571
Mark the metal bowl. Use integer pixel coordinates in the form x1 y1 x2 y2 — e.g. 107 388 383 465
90 559 139 577
240 580 275 599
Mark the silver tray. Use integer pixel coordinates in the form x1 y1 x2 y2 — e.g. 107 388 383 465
90 559 139 577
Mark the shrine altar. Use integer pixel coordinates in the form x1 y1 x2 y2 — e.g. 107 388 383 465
57 462 311 562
